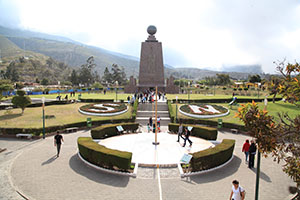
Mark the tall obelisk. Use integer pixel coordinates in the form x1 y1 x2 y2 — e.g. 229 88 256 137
138 25 165 92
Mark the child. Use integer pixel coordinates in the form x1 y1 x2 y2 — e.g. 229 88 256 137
147 123 151 133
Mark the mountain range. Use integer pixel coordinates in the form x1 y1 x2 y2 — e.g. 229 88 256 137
0 25 262 82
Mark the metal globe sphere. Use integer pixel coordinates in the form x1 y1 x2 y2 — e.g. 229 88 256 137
147 25 157 35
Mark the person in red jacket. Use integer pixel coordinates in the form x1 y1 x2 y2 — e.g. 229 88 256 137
242 139 250 163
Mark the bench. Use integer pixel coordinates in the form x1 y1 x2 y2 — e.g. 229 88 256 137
16 133 32 139
231 129 238 134
65 127 79 133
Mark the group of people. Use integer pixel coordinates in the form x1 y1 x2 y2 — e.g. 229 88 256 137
177 122 193 147
242 139 257 169
147 116 161 133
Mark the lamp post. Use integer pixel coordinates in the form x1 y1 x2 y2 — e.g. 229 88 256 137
115 81 118 102
175 96 178 123
42 97 45 139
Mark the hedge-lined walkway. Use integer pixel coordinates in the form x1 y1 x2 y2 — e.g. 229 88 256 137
4 128 295 200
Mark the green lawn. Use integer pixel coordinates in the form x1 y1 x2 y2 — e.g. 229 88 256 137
0 103 133 128
28 92 132 101
171 101 300 125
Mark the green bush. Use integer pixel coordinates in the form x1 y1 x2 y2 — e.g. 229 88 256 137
167 100 175 123
131 100 138 120
190 139 235 172
91 122 139 139
78 137 132 170
168 123 218 140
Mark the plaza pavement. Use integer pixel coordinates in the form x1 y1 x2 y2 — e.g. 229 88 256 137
0 127 296 200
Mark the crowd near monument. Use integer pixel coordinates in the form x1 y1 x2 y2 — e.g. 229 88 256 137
125 25 179 93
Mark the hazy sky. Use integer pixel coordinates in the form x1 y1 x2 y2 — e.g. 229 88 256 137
1 0 300 73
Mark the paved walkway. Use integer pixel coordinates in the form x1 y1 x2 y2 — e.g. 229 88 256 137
0 127 296 200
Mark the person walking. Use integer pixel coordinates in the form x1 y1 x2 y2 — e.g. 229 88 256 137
54 131 64 157
149 117 153 127
242 139 250 163
177 122 184 142
229 180 245 200
183 128 192 147
248 140 257 169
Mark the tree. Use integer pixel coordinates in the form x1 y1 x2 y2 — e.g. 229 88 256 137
249 74 262 83
92 82 103 89
41 78 49 85
0 80 13 100
238 61 300 198
78 56 97 86
102 67 112 84
111 64 127 85
70 69 79 86
11 90 31 114
267 75 282 103
216 73 231 85
5 62 19 82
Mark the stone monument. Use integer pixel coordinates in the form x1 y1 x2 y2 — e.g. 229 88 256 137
124 25 179 93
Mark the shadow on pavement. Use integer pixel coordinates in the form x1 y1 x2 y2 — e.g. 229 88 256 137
188 155 242 184
249 168 271 182
69 154 129 187
41 155 57 165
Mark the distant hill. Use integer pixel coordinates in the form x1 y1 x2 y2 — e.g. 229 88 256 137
220 64 263 74
0 25 262 81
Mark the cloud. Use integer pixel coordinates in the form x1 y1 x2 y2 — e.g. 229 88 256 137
0 0 300 73
0 0 21 28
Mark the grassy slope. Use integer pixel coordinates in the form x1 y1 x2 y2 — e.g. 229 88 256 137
0 103 132 128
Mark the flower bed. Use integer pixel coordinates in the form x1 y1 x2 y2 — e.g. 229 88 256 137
79 103 128 116
179 104 229 119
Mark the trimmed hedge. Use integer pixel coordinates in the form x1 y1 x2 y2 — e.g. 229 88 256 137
170 97 282 104
167 100 175 123
168 123 218 140
78 137 132 170
91 122 139 139
0 118 136 136
190 139 235 172
79 99 115 103
131 100 138 120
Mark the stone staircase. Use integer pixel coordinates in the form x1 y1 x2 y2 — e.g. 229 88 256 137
136 101 171 126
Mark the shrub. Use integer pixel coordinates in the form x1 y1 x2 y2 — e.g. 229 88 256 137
238 88 243 91
243 87 248 91
222 87 227 90
91 122 139 139
168 123 218 140
233 88 237 91
167 100 175 123
131 100 138 120
190 139 235 172
78 137 132 170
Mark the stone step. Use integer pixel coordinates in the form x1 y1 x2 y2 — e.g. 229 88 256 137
136 112 169 118
136 119 170 126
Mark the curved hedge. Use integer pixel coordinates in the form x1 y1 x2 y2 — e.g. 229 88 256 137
168 123 218 140
170 97 282 104
91 122 139 139
78 137 132 170
190 139 235 172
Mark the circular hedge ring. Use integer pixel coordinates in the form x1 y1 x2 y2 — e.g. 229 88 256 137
79 103 128 116
179 104 229 119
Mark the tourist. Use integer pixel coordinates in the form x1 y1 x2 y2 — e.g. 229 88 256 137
242 139 250 163
157 116 161 127
248 140 257 169
54 131 64 157
103 89 106 95
127 96 130 104
177 122 184 142
149 117 153 127
229 180 245 200
183 128 192 147
147 123 151 133
65 94 68 101
152 123 156 133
